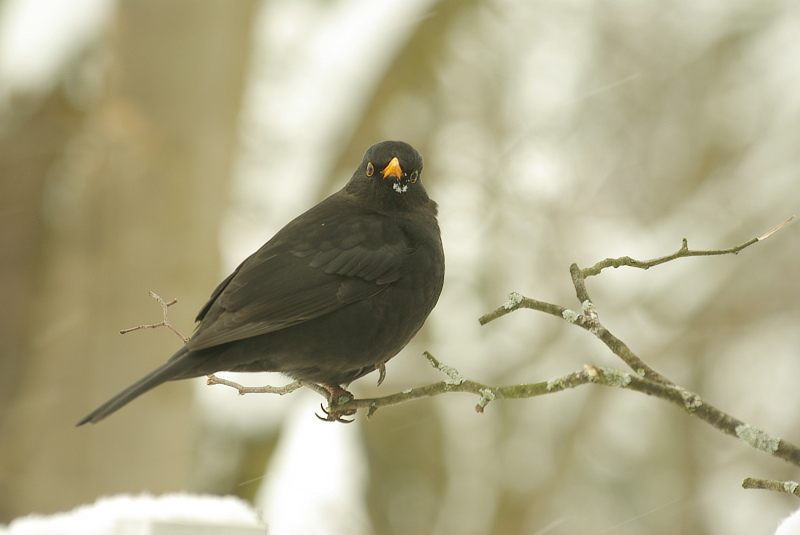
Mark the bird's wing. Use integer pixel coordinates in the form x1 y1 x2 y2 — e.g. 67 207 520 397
186 210 412 351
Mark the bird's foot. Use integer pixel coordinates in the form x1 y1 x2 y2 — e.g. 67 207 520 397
375 362 386 386
316 384 356 423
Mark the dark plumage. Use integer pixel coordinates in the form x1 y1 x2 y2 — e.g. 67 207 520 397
78 140 444 424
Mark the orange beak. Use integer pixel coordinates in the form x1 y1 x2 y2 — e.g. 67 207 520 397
381 157 403 180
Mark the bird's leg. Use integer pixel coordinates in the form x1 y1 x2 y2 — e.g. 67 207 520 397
316 384 357 423
323 384 354 404
375 362 386 386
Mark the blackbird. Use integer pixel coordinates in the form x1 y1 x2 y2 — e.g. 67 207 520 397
78 140 444 425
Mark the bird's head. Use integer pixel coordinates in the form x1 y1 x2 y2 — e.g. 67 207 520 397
346 140 432 212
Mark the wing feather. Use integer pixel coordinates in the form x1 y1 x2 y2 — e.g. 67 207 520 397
187 205 413 351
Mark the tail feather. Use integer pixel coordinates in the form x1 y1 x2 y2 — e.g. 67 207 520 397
77 349 192 426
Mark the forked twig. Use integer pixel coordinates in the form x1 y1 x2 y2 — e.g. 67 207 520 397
120 291 187 341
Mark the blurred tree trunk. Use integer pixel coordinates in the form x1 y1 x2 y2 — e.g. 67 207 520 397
0 91 82 448
0 0 257 519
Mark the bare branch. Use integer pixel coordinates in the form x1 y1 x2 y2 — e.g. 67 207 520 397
743 478 800 498
578 216 793 278
472 220 800 480
480 272 668 384
120 219 799 494
478 292 570 326
329 357 800 468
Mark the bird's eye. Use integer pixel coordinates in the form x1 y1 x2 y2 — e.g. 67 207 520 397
409 170 419 183
366 162 374 177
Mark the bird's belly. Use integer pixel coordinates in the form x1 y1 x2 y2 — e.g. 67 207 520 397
272 295 422 383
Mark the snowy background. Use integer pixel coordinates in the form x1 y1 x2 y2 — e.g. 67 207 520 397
1 0 799 534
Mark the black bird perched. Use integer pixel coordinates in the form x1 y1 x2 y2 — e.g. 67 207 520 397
78 140 444 425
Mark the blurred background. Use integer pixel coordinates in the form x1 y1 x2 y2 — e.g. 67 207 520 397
1 0 799 533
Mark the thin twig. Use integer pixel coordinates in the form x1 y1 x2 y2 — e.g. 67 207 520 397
478 292 570 326
206 374 303 395
757 215 794 241
579 216 793 278
119 291 187 341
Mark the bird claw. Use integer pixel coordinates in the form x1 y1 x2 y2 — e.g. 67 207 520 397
375 362 386 386
315 403 355 423
315 384 356 423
